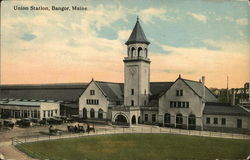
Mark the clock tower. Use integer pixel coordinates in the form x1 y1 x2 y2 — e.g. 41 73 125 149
124 17 150 108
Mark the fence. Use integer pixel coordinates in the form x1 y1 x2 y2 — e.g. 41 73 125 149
12 125 250 146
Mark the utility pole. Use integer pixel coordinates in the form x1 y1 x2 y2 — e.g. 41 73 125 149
227 76 229 103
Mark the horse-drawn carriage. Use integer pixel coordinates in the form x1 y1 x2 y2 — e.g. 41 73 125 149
49 125 63 135
67 123 85 133
86 123 95 133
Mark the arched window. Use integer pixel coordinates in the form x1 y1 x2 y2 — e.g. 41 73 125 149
90 108 95 119
98 109 103 119
127 47 130 57
145 48 148 57
176 113 183 128
138 47 143 57
82 108 87 119
132 115 136 124
188 114 196 130
131 47 136 57
164 113 171 125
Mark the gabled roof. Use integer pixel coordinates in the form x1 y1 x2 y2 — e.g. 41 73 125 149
0 83 88 102
150 82 174 100
125 18 150 45
95 81 123 101
204 102 250 116
182 79 218 102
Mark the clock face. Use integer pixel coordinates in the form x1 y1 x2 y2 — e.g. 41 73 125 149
129 67 137 76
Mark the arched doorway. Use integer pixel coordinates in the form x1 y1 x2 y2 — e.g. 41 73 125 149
131 115 136 125
98 109 103 119
115 114 128 125
138 116 141 124
82 108 87 119
90 108 95 119
164 113 171 127
176 113 183 129
188 114 196 130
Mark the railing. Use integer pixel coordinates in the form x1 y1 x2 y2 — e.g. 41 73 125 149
12 125 250 147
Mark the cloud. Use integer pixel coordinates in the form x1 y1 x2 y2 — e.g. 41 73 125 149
20 33 37 41
236 18 248 25
139 8 167 23
149 40 249 88
187 12 207 23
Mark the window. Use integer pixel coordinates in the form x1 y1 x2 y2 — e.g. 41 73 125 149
170 101 173 108
182 102 186 108
176 90 179 96
152 114 156 122
37 111 40 118
48 111 50 117
237 119 242 128
178 102 182 108
144 100 146 106
144 89 146 95
214 118 218 124
221 118 226 125
131 100 134 106
55 110 57 115
51 110 53 117
180 90 183 96
145 114 148 122
116 101 121 105
173 101 177 108
43 111 46 118
131 89 134 95
86 99 99 105
90 90 95 95
186 102 189 108
176 90 183 96
206 117 210 124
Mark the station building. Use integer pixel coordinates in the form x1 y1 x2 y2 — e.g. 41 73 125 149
0 18 249 133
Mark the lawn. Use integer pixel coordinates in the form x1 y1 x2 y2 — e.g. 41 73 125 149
16 133 250 160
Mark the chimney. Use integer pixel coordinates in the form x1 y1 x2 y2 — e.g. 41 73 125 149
231 88 235 105
202 76 205 100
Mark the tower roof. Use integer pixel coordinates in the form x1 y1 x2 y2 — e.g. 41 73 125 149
125 17 150 45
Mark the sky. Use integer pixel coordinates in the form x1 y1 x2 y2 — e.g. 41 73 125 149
1 0 249 88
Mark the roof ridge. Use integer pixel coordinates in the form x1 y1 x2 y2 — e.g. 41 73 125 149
95 81 123 84
0 83 88 87
182 78 201 84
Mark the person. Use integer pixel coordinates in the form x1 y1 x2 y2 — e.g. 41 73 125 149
74 125 78 133
87 123 90 133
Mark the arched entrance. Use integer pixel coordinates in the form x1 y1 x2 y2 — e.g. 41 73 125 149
164 113 171 127
90 108 95 119
82 108 87 119
176 113 183 129
98 109 103 119
131 115 136 125
115 114 128 125
188 114 196 130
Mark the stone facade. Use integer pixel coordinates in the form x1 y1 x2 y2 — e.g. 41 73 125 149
159 78 204 130
79 80 109 120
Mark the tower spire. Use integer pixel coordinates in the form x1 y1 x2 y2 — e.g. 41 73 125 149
125 17 150 45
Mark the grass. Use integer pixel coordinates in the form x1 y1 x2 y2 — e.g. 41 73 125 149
16 133 250 160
